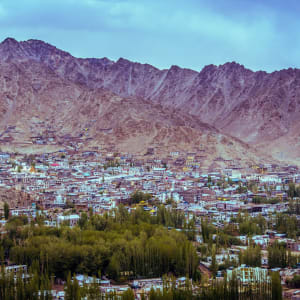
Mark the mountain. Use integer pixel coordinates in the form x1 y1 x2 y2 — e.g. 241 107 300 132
0 37 295 165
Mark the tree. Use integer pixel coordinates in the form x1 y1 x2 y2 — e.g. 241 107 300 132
78 212 88 229
108 253 122 281
65 273 81 300
286 274 300 289
289 198 300 214
84 276 102 299
268 241 288 268
201 218 213 243
129 190 151 205
4 202 9 220
11 161 16 169
211 245 218 278
271 272 282 300
121 288 135 300
9 209 199 282
236 184 248 194
288 183 297 198
275 213 298 239
65 200 74 209
239 245 261 267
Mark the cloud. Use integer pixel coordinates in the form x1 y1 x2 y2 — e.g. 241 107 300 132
0 0 299 72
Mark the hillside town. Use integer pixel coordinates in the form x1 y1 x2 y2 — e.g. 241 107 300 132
1 0 300 298
0 149 299 299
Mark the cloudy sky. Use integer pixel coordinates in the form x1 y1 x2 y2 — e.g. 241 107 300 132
0 0 299 72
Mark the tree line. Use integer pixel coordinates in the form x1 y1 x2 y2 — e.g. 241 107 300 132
147 272 282 300
0 269 283 300
2 206 199 282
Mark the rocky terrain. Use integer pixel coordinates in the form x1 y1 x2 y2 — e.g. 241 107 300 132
0 37 299 165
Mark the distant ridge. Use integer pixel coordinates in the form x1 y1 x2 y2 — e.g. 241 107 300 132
0 37 299 164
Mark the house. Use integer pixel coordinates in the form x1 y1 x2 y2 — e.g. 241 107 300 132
2 265 31 282
57 214 80 227
4 264 27 276
227 265 270 284
75 274 101 286
252 235 269 248
286 240 300 252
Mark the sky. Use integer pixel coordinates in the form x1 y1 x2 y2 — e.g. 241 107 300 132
0 0 299 72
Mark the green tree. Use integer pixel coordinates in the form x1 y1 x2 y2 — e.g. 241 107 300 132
268 241 288 268
78 212 88 229
65 273 81 300
129 190 152 205
287 274 300 288
121 288 135 300
211 245 218 278
84 276 102 299
288 183 297 198
271 271 282 300
4 202 9 220
239 245 262 267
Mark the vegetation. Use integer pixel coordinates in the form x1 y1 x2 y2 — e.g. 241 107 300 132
239 245 261 267
288 197 300 214
0 263 52 300
128 190 152 205
4 207 199 282
0 265 284 300
274 213 299 238
210 245 218 278
147 274 278 300
286 274 300 289
0 267 135 300
268 241 299 268
271 272 282 300
252 196 280 205
103 160 120 170
237 213 267 236
4 202 9 220
287 183 300 198
201 218 216 243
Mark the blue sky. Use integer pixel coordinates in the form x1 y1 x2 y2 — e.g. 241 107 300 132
0 0 299 72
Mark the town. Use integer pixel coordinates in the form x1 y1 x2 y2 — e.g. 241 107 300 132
0 148 299 299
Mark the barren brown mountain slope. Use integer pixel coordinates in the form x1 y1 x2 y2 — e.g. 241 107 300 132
0 38 295 164
0 56 266 167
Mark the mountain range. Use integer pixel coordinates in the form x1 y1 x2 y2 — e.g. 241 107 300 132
0 37 299 166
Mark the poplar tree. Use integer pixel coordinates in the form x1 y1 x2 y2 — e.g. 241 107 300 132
271 272 282 300
4 202 9 220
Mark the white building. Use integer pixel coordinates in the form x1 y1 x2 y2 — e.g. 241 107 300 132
227 265 270 284
57 214 80 227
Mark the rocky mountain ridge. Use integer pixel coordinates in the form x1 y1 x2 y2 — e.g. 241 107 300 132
0 37 298 164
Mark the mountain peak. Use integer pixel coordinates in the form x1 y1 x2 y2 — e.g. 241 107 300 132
0 37 73 62
169 65 182 73
219 61 253 74
21 39 72 59
200 64 217 73
0 37 25 60
0 37 21 50
23 38 58 49
116 57 132 65
1 37 18 45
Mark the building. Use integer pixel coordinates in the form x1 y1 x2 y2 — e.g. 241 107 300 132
227 265 270 284
57 214 80 227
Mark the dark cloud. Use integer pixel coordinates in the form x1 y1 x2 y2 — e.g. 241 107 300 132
0 0 299 72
